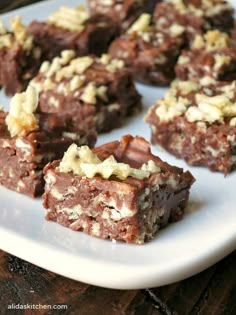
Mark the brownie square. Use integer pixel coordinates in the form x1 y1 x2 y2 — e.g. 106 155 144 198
27 6 119 61
183 0 234 33
153 0 234 44
109 13 185 85
88 0 162 33
30 51 142 133
0 17 42 95
145 78 236 174
175 30 236 82
0 86 96 197
43 135 195 244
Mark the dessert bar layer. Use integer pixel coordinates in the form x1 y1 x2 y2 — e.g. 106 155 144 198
43 135 194 244
145 78 236 174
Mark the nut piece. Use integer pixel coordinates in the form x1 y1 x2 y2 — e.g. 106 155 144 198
80 83 97 104
127 13 151 34
186 94 236 123
6 86 39 137
173 0 233 18
58 144 160 180
153 79 236 124
0 16 33 50
192 30 230 51
99 54 124 73
47 6 89 32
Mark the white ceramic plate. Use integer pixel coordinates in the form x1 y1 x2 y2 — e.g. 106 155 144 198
0 0 235 290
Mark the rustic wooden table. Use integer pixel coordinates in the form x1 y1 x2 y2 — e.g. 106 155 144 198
0 1 235 314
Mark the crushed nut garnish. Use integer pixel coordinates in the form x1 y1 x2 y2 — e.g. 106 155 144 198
0 16 33 50
192 30 230 51
173 0 232 18
153 79 236 124
127 13 151 34
59 144 160 180
6 86 39 137
99 54 124 73
47 6 89 32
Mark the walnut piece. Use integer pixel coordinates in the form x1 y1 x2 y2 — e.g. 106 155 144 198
127 13 151 34
0 16 33 50
47 6 89 32
58 144 160 180
6 86 39 137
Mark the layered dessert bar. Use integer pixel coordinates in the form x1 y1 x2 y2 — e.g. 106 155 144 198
43 135 195 244
154 0 234 44
109 14 185 85
0 86 96 197
145 78 236 174
0 17 42 95
88 0 162 33
175 30 236 82
27 6 118 61
30 51 142 133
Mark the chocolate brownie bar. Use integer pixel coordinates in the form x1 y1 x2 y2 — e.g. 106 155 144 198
0 86 96 197
109 14 185 85
27 6 118 61
88 0 162 33
145 77 236 174
175 30 236 82
43 135 195 244
0 17 42 95
30 51 142 133
153 0 234 44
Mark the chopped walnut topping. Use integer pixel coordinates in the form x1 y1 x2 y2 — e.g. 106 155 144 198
32 52 124 97
96 85 108 101
173 0 232 18
10 16 33 50
199 76 216 86
47 6 89 32
153 79 236 124
155 96 188 123
59 144 160 180
99 54 124 72
0 16 33 50
106 58 124 73
141 160 161 173
40 50 76 76
213 54 231 72
69 75 84 92
127 13 151 35
186 93 236 123
172 80 199 95
169 23 185 37
186 94 236 123
0 34 12 49
80 83 97 104
55 56 94 81
6 86 39 137
177 55 190 65
30 77 56 94
100 54 112 65
80 83 108 104
32 52 95 93
192 30 230 51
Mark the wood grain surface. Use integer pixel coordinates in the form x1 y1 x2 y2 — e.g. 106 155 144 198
0 251 235 314
0 1 235 314
0 0 47 13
